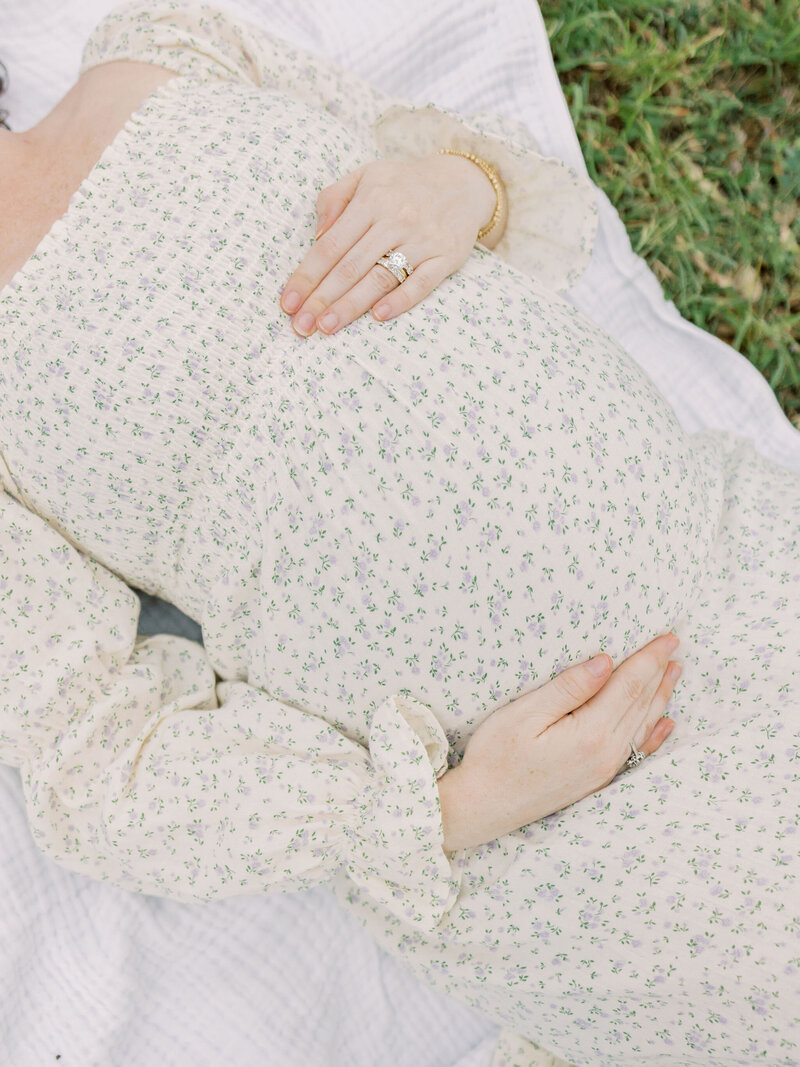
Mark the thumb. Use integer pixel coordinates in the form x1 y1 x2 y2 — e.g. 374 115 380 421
527 653 612 731
315 166 364 239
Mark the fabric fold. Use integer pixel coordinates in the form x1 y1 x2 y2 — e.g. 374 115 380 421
343 694 462 930
0 488 460 929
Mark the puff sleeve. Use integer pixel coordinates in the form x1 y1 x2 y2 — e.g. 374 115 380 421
0 491 461 931
80 0 597 288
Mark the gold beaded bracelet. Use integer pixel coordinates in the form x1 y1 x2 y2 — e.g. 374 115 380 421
438 148 506 241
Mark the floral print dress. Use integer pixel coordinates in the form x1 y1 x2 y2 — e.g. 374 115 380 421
0 3 799 1065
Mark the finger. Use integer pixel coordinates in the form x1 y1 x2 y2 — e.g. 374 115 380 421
298 229 404 336
613 658 681 778
280 204 371 321
639 715 675 758
318 245 436 335
517 652 613 734
372 257 454 322
314 167 364 239
630 659 682 751
613 716 676 780
603 632 680 734
317 262 403 334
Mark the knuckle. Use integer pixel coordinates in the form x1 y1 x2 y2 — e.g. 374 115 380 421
287 270 314 297
621 673 645 705
375 266 399 294
317 229 344 260
552 670 586 708
336 257 362 285
396 201 420 228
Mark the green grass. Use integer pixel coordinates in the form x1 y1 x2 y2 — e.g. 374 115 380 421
539 0 800 420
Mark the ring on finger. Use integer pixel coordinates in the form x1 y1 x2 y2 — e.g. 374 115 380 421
376 249 415 284
625 740 647 771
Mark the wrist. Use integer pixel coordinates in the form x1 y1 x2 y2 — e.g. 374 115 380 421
437 766 470 852
437 763 499 853
438 148 508 249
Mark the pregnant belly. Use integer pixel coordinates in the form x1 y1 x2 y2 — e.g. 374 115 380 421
208 248 727 752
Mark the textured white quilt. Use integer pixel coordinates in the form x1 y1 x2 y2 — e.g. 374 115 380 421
1 1 798 1065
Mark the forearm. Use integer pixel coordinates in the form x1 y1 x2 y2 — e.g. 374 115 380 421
437 765 491 853
437 762 521 853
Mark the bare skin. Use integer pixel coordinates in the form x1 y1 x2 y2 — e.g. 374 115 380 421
0 61 175 290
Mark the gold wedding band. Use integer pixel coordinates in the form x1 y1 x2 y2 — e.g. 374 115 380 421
376 249 414 284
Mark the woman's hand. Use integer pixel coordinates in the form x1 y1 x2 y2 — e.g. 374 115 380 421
279 153 497 337
437 633 681 852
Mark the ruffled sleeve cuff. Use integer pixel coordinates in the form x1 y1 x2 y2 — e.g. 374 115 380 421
372 102 598 291
343 693 463 932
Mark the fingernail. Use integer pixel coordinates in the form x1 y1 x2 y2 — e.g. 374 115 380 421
319 311 338 333
373 303 391 321
666 662 682 684
314 215 328 239
295 311 315 336
665 632 680 653
282 290 301 313
587 653 610 677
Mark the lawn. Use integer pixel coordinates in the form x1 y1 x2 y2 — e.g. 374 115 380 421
539 0 800 420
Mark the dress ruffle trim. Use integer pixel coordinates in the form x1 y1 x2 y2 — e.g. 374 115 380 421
343 693 463 932
372 102 598 291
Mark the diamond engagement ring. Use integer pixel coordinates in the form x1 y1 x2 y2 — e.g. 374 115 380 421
376 249 414 284
625 742 647 770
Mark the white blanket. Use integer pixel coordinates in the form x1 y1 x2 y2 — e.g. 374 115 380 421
2 2 798 1065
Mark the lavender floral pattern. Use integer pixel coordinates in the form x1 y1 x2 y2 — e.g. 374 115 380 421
0 3 798 1065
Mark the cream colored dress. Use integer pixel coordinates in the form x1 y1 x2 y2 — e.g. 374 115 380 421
2 4 800 1065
